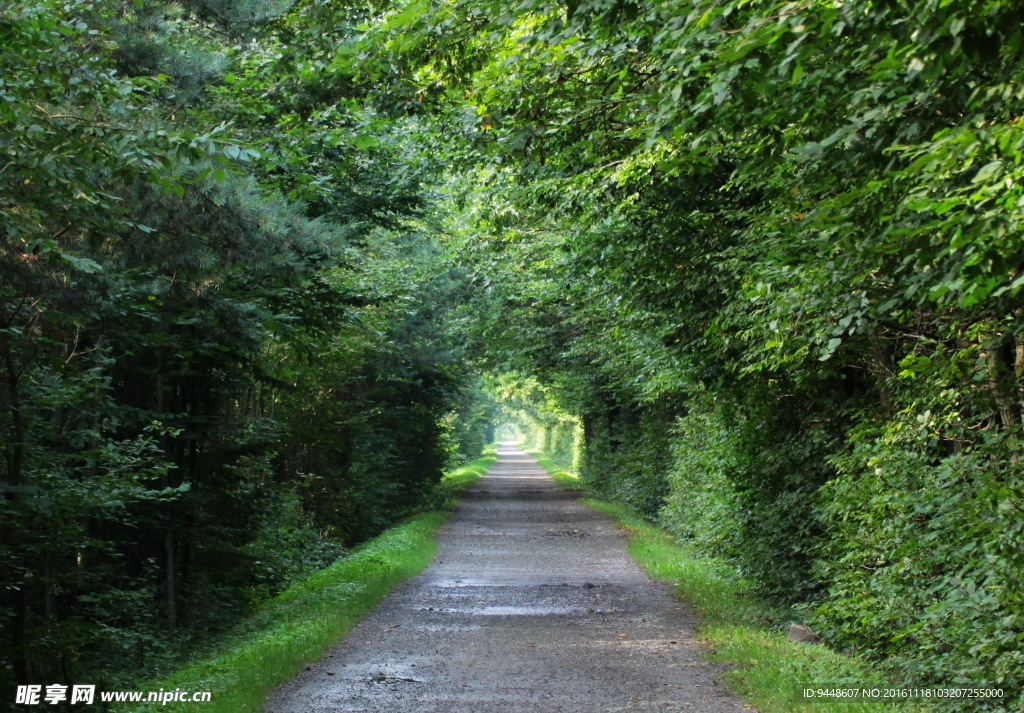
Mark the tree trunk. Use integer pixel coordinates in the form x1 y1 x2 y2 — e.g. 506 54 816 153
1 330 29 683
607 405 620 454
990 332 1020 430
870 334 894 415
165 522 176 633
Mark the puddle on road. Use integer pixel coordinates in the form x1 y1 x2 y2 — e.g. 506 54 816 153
426 578 500 588
340 661 424 683
408 622 483 633
419 604 588 616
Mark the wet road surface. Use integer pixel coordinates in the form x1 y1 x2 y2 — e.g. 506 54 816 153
263 445 751 713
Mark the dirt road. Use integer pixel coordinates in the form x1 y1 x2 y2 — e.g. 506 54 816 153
264 445 751 712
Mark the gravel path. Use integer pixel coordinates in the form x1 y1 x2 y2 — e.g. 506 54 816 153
263 445 752 713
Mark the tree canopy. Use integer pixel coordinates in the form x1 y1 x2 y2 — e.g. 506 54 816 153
2 0 1022 709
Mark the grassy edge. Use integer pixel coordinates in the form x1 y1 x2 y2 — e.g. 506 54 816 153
525 450 929 713
520 446 579 488
120 448 498 713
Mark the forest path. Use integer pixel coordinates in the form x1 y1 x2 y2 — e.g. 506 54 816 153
263 445 751 713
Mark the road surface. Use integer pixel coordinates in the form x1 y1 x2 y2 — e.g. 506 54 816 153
263 445 751 712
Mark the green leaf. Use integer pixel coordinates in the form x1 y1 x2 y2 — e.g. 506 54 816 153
355 134 377 150
61 254 103 273
972 160 1003 184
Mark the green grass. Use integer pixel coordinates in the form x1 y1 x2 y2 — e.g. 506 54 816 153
581 499 931 713
119 449 497 713
431 447 498 506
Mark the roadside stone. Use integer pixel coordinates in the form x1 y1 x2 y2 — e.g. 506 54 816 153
787 623 822 644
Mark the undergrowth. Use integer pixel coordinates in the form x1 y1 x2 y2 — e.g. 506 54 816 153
116 448 496 713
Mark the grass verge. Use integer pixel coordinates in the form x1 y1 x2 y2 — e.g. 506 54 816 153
520 446 579 488
119 448 497 713
525 450 928 713
431 448 498 507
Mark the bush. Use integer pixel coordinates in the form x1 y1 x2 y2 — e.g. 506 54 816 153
815 410 1024 710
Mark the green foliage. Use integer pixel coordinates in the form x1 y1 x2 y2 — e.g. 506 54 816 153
0 0 493 697
574 401 674 518
816 414 1024 707
525 416 579 472
718 385 839 603
659 393 744 560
